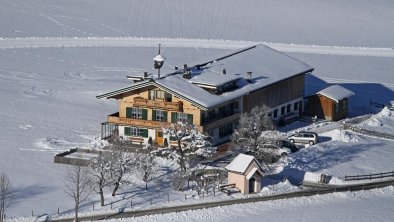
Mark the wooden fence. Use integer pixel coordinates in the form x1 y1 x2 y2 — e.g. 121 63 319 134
345 171 394 181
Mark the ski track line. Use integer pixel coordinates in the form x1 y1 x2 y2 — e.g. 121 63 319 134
1 37 394 57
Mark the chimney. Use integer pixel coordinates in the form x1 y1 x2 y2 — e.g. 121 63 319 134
247 72 252 82
222 68 227 75
175 66 178 70
184 64 188 70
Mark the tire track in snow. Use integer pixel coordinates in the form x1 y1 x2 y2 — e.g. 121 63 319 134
0 37 393 57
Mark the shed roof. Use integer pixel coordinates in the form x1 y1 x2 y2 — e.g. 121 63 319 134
317 85 355 102
225 153 263 174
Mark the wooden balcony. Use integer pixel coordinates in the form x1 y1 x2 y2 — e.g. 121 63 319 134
133 97 183 112
108 112 172 128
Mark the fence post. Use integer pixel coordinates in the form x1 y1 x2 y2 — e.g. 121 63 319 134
111 202 113 209
58 207 60 214
185 194 187 200
370 174 372 180
32 210 33 217
213 187 216 197
130 201 132 208
167 194 170 202
93 203 95 211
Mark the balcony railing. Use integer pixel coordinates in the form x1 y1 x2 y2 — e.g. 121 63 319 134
108 112 172 128
133 97 183 112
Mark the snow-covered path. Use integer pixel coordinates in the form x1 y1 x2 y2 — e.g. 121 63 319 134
1 37 393 57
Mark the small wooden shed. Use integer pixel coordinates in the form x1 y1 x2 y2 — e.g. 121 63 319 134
305 85 355 121
225 154 264 194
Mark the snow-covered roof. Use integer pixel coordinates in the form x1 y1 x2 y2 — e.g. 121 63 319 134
189 70 241 87
97 44 314 109
317 85 355 102
225 154 256 174
246 167 263 180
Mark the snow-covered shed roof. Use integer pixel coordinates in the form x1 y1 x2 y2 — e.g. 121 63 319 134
317 85 355 102
225 153 263 174
97 44 314 110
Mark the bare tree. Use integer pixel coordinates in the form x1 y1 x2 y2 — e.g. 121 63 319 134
171 171 188 191
164 123 215 172
64 165 92 222
109 141 139 196
89 154 112 206
232 106 279 169
137 147 156 190
0 173 12 222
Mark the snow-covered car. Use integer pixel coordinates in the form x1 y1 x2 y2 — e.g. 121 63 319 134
261 140 299 157
288 132 319 145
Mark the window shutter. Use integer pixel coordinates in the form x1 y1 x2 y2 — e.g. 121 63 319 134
187 114 193 125
141 129 148 138
142 109 148 120
124 127 131 136
126 107 132 118
152 110 157 121
164 111 168 122
171 112 178 123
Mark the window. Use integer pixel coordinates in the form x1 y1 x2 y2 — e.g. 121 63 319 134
155 110 166 122
149 90 169 100
287 104 291 113
274 109 278 118
219 123 233 138
132 107 142 119
335 103 339 112
148 90 155 100
179 113 189 123
172 112 193 124
207 129 215 138
155 90 165 100
219 106 226 117
124 127 148 137
166 93 172 102
281 106 285 115
126 107 147 120
343 100 347 110
294 102 299 111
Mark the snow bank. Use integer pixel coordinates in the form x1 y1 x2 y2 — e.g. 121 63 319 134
323 129 359 142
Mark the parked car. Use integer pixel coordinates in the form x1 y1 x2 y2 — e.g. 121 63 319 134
261 140 299 157
287 132 319 145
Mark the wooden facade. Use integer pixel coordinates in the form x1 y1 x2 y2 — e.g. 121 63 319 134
242 74 305 113
305 95 349 121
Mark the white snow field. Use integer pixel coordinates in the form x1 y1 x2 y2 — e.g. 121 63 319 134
0 0 394 221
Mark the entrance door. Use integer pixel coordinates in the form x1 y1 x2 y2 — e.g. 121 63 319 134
249 178 256 193
156 130 164 146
